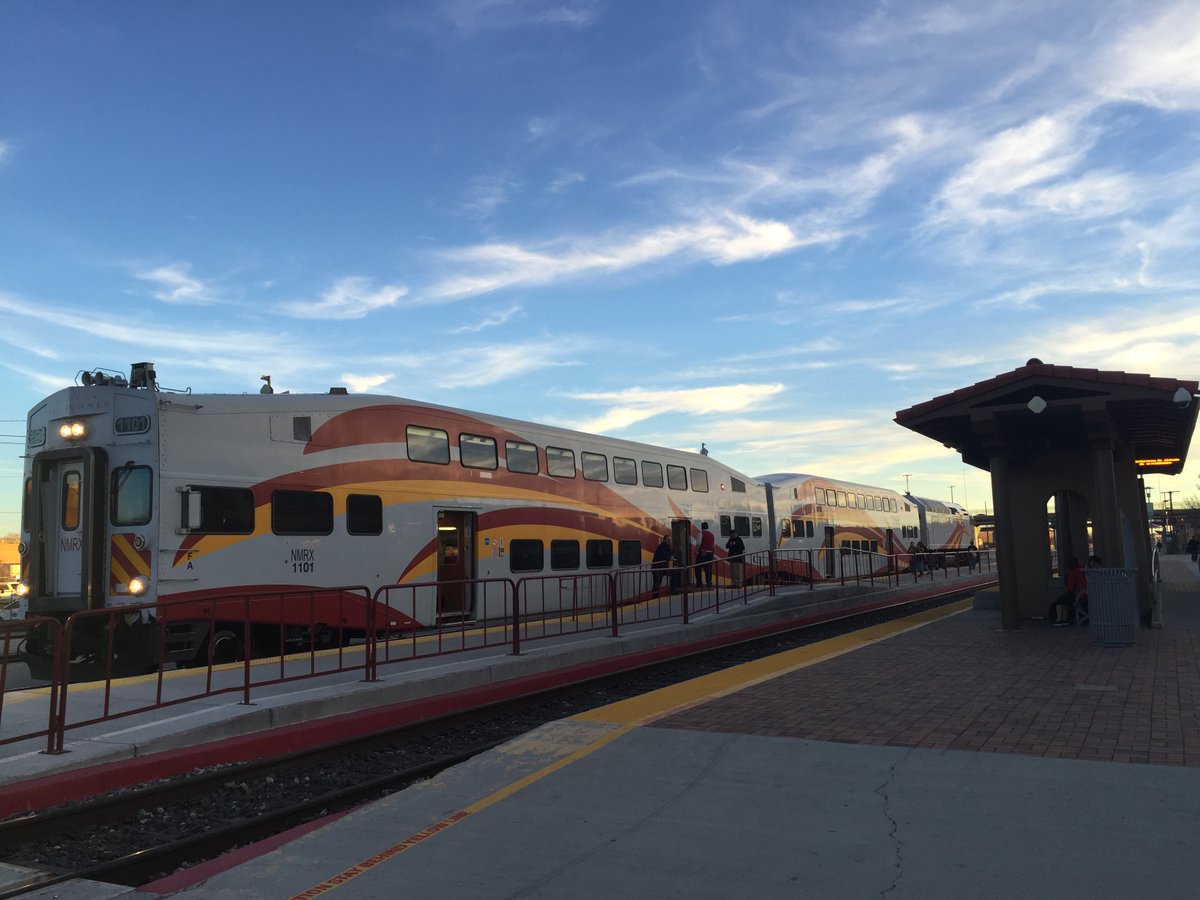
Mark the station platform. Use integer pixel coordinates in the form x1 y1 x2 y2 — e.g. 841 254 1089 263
6 559 1200 898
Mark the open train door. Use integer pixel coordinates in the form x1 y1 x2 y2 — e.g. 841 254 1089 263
436 510 475 622
671 518 690 591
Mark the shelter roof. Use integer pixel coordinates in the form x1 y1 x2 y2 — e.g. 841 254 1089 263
894 360 1199 475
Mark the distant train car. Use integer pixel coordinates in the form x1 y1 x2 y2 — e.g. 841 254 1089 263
905 494 973 551
17 363 771 671
755 473 917 579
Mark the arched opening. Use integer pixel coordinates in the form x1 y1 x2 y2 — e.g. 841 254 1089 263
1047 489 1092 577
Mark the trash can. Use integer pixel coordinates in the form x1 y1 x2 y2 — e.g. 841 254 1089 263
1087 567 1138 647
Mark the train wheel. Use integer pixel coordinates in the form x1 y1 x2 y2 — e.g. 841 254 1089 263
209 628 244 665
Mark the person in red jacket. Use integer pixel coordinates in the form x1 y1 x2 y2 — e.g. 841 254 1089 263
1053 557 1088 626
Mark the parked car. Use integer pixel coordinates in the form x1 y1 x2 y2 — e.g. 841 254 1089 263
1 582 27 620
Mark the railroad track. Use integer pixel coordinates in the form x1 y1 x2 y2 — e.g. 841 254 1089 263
0 589 975 896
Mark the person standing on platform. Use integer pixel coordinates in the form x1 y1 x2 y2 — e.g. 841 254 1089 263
651 534 673 598
725 527 746 588
1188 536 1198 562
696 522 716 588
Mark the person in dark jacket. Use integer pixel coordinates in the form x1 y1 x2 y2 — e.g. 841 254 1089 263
651 535 673 598
725 528 746 587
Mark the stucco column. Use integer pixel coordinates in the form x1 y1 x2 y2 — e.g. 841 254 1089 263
1091 438 1124 566
989 453 1022 629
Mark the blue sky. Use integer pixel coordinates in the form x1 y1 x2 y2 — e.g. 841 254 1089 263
3 0 1200 535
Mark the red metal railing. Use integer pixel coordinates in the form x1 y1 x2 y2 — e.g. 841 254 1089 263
0 548 995 755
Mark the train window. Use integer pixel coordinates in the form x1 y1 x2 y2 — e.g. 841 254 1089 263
666 465 687 490
751 517 762 537
407 426 450 465
792 518 804 536
111 465 152 526
272 490 334 535
847 494 858 509
870 540 879 553
734 515 749 536
690 468 709 492
731 477 746 493
551 539 580 570
836 491 847 507
719 515 732 536
807 521 815 538
582 451 609 482
780 518 792 538
509 539 544 573
641 461 664 488
815 488 826 505
547 446 576 478
188 486 255 534
857 493 865 508
586 539 613 569
62 471 81 531
792 488 799 499
347 494 382 535
505 440 539 474
613 456 637 485
618 539 642 566
459 434 498 470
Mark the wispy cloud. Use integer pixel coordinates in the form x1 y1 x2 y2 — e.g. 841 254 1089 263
448 303 523 333
561 383 786 433
135 263 216 304
425 214 811 300
1090 5 1200 111
0 138 9 164
279 276 408 320
376 336 588 390
387 0 600 39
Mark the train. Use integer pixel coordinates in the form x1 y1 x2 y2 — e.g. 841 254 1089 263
13 362 972 673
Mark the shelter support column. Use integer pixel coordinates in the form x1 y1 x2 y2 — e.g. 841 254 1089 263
989 452 1022 629
1091 437 1124 567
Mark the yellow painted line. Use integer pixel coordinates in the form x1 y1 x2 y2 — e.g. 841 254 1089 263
287 599 968 897
290 723 638 899
572 598 972 726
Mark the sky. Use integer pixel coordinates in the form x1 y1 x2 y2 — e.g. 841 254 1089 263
3 0 1200 536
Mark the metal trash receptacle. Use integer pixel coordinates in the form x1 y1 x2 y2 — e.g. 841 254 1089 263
1087 567 1138 647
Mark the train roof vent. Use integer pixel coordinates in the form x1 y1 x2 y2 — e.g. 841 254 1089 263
329 387 348 395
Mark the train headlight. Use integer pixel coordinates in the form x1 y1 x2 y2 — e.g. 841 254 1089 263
15 582 29 597
58 421 87 441
128 576 148 596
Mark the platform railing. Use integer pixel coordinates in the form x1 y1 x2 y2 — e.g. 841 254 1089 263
1 547 995 756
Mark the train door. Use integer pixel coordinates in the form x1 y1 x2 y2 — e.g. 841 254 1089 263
436 510 475 621
885 528 896 572
29 448 107 612
823 525 836 578
671 518 690 588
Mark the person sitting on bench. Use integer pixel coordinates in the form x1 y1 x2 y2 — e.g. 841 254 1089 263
1053 557 1088 627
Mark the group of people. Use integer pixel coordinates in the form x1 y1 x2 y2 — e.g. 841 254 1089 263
650 522 748 598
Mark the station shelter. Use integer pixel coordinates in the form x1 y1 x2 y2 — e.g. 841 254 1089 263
895 360 1199 629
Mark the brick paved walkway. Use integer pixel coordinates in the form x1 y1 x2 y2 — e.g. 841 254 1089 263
657 562 1200 767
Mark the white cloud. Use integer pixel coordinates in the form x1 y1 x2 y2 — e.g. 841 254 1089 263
279 276 408 320
448 303 523 333
932 115 1090 226
337 372 394 393
425 214 808 300
135 263 214 304
1091 5 1200 111
0 139 9 163
562 383 786 433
